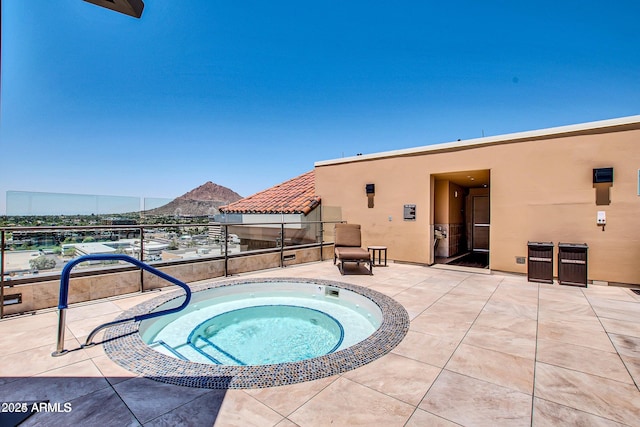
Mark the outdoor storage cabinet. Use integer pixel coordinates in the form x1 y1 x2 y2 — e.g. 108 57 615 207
527 242 554 284
558 243 588 287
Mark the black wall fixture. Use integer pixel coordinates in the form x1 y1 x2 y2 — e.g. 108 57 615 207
366 184 375 208
593 168 613 205
593 167 613 183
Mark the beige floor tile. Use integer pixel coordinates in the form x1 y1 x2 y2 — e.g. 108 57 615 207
538 298 595 315
538 286 589 304
212 390 284 427
446 343 534 394
482 299 538 320
537 311 605 332
536 339 633 384
289 377 414 427
532 398 628 427
368 281 414 297
488 289 539 307
0 311 58 332
420 370 532 427
111 291 163 311
405 408 461 426
343 353 441 406
392 290 445 319
90 354 138 385
583 286 638 302
600 317 640 338
275 418 301 427
588 297 640 323
244 375 338 416
427 299 487 320
608 333 640 384
495 279 539 293
0 323 60 356
391 330 459 368
435 293 490 309
447 284 498 299
410 312 473 342
412 280 459 294
35 357 105 378
64 300 122 322
423 278 469 290
463 323 537 359
537 322 616 352
473 311 537 337
608 333 640 358
396 283 449 299
0 337 88 381
77 332 108 358
66 312 122 338
534 362 640 425
381 276 420 287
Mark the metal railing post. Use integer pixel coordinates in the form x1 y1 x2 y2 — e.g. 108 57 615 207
224 224 229 276
53 309 67 355
1 230 5 319
319 221 324 262
139 226 145 292
280 223 285 268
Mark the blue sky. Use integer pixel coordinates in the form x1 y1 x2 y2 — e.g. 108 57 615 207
1 1 639 215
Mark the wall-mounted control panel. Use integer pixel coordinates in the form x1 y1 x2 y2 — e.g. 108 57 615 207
403 204 416 221
597 211 606 225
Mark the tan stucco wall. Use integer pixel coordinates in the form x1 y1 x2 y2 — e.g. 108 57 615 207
316 123 640 285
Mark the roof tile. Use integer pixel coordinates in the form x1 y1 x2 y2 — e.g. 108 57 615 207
219 170 320 215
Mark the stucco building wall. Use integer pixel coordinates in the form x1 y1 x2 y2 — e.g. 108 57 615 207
315 116 640 285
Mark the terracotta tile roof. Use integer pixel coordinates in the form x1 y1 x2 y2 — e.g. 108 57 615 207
219 170 321 215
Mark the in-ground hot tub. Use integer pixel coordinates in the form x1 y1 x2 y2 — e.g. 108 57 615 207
104 277 409 389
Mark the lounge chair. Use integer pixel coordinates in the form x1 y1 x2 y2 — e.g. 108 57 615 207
334 223 373 275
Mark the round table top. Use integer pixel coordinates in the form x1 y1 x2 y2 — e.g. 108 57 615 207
367 246 387 250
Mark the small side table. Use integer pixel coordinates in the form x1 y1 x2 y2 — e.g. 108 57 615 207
368 246 388 267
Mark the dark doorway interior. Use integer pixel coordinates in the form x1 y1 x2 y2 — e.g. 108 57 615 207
446 251 489 269
433 170 490 270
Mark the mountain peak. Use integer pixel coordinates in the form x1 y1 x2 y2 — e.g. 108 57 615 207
177 181 242 202
146 181 243 216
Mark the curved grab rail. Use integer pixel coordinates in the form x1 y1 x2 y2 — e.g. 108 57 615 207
52 254 191 356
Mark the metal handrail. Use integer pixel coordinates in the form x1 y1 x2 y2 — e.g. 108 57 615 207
52 254 191 356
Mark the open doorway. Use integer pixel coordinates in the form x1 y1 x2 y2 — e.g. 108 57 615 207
432 170 490 270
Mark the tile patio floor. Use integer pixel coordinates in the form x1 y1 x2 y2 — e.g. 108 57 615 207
0 260 639 426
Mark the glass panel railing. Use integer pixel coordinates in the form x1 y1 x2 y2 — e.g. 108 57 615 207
6 191 141 217
142 197 175 212
1 219 344 319
2 227 144 279
1 220 339 281
2 191 342 281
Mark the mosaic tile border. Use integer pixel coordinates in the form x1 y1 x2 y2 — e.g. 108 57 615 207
103 277 409 389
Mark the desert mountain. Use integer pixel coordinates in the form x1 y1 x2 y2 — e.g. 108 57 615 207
146 182 243 217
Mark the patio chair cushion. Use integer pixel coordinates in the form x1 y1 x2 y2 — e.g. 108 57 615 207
334 223 362 248
334 246 371 261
